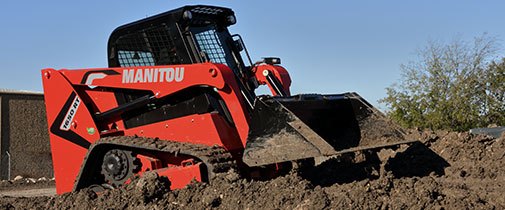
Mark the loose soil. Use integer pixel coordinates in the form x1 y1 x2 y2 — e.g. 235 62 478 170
1 130 504 209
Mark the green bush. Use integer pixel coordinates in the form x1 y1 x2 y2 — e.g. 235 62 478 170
380 35 505 131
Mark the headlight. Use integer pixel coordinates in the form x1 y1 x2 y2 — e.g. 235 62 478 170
227 15 236 25
183 11 193 20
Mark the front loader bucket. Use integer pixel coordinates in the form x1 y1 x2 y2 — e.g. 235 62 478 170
242 92 416 167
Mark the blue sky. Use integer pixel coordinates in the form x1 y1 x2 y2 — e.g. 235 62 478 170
1 1 504 109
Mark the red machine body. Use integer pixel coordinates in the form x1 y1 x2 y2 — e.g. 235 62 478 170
42 62 286 193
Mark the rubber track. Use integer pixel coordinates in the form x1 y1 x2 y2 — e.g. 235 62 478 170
73 136 235 191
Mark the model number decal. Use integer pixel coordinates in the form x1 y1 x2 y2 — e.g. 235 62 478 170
122 67 184 84
60 96 81 131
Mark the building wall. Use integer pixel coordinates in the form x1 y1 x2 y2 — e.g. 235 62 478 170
0 91 52 179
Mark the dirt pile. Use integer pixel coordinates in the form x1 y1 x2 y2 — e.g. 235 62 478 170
1 130 504 209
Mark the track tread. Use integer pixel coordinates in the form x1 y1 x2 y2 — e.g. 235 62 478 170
74 136 235 190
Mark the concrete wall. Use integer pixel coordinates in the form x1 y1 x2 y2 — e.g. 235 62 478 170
0 90 52 179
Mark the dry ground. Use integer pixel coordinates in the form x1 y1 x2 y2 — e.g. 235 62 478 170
1 130 504 209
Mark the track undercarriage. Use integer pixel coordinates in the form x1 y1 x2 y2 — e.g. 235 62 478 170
74 136 236 191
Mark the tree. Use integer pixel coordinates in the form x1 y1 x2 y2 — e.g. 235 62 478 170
484 58 505 125
380 35 504 131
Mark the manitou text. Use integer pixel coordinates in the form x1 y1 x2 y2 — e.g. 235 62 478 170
122 67 185 84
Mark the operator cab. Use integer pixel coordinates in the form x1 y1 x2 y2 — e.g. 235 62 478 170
107 5 256 106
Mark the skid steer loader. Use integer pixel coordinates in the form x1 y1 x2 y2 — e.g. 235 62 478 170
41 5 416 194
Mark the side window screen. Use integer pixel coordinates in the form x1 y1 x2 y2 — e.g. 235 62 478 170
114 24 181 67
194 29 228 64
118 51 155 67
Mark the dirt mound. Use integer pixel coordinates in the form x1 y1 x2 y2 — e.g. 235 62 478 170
1 130 504 209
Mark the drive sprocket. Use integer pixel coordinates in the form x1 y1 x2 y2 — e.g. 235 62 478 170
100 149 141 187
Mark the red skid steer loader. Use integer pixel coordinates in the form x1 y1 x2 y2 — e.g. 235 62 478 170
41 5 416 194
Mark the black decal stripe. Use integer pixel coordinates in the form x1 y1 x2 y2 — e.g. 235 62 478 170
80 70 120 84
50 92 92 149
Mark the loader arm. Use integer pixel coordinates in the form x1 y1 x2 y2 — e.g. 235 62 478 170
45 63 254 148
252 63 292 97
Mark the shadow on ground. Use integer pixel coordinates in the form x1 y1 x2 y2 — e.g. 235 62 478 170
300 142 450 187
385 142 449 178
